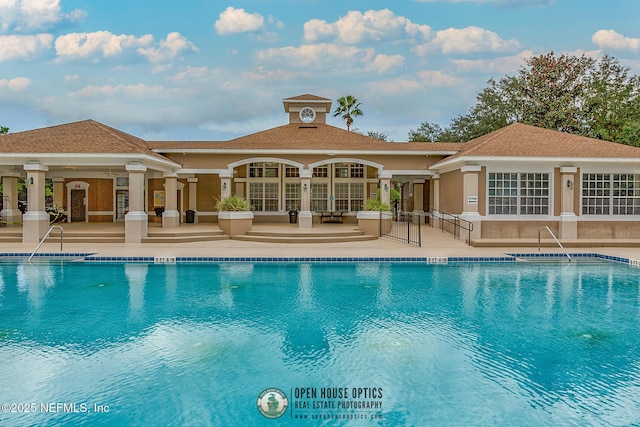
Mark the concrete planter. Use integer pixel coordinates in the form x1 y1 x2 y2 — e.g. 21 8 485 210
357 211 392 236
218 211 253 236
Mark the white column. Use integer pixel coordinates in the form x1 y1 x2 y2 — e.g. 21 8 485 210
162 173 179 228
412 179 425 214
460 165 482 241
125 163 148 243
432 174 440 227
220 171 232 200
298 169 312 228
379 171 392 208
188 177 198 223
1 171 22 226
22 163 50 243
559 166 577 239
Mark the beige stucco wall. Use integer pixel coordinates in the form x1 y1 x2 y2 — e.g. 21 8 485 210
482 221 559 239
578 221 640 239
438 170 463 214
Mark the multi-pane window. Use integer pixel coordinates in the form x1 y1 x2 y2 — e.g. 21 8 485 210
311 183 328 212
249 162 279 178
334 163 364 178
335 182 364 212
582 173 640 215
519 173 549 214
249 182 279 212
285 166 299 178
313 166 328 178
488 172 549 215
285 183 301 211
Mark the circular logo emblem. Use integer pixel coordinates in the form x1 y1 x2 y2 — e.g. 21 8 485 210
257 388 288 419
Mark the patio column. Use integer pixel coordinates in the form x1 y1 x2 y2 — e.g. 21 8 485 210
298 169 312 229
22 163 49 243
52 177 65 209
125 163 148 243
432 174 440 226
559 166 577 239
460 165 482 241
1 171 22 226
220 171 232 200
412 179 425 214
162 173 179 228
188 177 198 223
379 171 392 208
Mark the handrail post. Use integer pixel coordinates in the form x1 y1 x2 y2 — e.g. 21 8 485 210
537 226 571 262
28 225 64 262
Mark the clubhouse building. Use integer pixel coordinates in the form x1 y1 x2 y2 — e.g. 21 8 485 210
2 93 640 245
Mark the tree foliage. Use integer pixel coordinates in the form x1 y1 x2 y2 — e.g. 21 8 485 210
409 52 640 146
366 130 388 141
0 126 8 135
333 95 363 131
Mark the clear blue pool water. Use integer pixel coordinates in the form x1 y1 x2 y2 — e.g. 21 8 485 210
1 260 639 426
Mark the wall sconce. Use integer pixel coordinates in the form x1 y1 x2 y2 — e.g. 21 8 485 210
303 183 308 192
29 177 34 186
384 183 389 192
222 181 227 191
566 179 574 190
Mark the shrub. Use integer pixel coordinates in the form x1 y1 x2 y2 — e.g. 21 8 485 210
215 195 251 211
365 198 390 211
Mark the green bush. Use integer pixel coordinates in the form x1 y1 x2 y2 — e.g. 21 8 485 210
215 195 251 211
365 198 390 211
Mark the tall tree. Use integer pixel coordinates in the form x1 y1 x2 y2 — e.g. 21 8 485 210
333 95 363 131
0 126 8 135
412 52 640 146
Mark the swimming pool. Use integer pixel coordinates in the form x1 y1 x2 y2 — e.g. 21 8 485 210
1 260 639 426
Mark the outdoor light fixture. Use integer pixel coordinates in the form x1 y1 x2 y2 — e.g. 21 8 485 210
384 183 389 191
566 179 574 190
29 177 34 185
303 183 308 192
222 182 227 190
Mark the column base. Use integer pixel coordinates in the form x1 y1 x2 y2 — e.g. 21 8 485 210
459 212 482 241
125 211 148 243
22 211 50 243
559 213 577 240
298 211 312 229
162 210 180 228
1 209 22 226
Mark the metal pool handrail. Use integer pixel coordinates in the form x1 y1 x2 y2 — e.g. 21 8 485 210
538 226 571 262
28 225 64 262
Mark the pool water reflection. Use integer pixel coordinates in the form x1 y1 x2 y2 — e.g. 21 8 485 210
0 261 639 426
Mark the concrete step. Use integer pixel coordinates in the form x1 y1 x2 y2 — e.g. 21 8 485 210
245 230 363 238
233 234 377 244
147 230 225 238
44 236 125 244
142 235 229 243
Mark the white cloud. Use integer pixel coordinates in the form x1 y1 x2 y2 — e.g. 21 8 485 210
256 43 375 71
304 9 432 44
55 31 154 60
368 78 423 95
417 70 462 87
413 26 521 55
138 32 199 63
0 76 31 91
592 29 640 52
0 0 85 32
368 54 406 74
71 84 169 98
214 6 264 35
0 33 53 61
452 50 535 73
413 0 551 6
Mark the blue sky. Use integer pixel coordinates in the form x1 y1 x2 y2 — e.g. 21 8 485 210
1 0 639 142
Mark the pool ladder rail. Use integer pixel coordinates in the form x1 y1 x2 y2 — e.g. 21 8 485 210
538 226 571 262
28 225 64 263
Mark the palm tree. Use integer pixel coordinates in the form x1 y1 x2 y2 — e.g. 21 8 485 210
332 95 363 131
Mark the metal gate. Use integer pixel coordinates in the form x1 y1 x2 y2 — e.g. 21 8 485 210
379 211 423 247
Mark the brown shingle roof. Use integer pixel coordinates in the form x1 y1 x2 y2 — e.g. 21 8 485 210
283 94 332 102
0 119 168 160
148 123 464 152
452 123 640 159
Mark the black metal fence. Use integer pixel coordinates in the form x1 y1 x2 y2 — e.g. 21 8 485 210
379 211 423 247
429 209 473 245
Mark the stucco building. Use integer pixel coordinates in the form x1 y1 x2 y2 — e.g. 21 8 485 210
2 93 640 245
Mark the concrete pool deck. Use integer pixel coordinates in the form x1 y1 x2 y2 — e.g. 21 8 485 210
2 222 640 261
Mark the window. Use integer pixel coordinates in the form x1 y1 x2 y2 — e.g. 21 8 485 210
311 183 328 212
285 166 299 178
313 165 328 178
249 182 280 212
582 173 640 215
249 162 279 178
488 172 549 215
334 163 364 178
285 183 301 211
335 182 364 212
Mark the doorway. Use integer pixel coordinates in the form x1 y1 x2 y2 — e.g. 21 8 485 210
71 189 86 222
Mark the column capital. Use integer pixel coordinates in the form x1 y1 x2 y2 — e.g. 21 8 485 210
1 171 22 178
560 166 577 174
23 162 48 172
163 172 178 179
187 177 199 183
461 165 481 173
126 163 147 173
